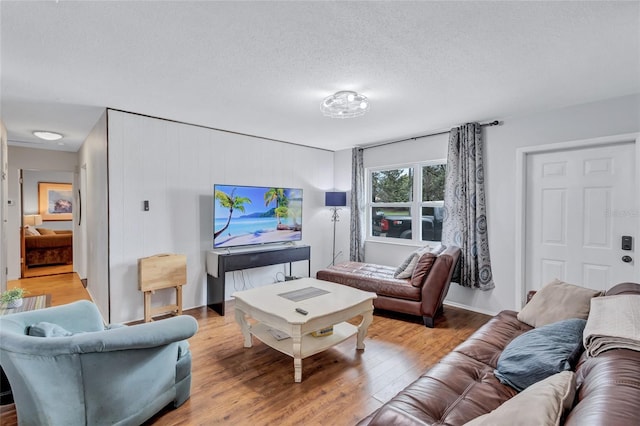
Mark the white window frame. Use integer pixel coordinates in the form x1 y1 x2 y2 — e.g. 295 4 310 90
367 159 446 245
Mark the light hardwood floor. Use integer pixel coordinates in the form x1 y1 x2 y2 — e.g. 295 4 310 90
7 272 91 306
0 274 491 426
22 263 73 278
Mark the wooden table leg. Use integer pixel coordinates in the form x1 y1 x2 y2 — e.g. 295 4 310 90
356 308 374 350
176 285 183 315
234 308 252 348
144 291 152 323
292 326 303 383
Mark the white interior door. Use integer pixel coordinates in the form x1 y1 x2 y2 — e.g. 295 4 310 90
525 142 637 294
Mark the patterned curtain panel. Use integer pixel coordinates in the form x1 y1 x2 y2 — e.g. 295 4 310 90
350 147 365 262
442 123 495 290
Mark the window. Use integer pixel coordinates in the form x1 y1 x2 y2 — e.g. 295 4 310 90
369 161 446 243
421 163 446 242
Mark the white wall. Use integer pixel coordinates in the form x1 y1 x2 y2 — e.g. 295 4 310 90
353 94 640 315
1 120 8 292
6 146 78 280
330 149 352 265
77 111 109 321
107 110 335 323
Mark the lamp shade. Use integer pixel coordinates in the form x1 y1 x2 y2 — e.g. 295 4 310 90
24 215 43 226
325 191 347 207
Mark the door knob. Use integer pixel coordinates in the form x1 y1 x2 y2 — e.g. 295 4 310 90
622 255 632 263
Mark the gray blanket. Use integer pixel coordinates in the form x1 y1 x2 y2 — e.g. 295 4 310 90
583 294 640 357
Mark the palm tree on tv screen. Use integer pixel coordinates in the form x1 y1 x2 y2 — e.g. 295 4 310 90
214 189 251 238
288 202 302 230
264 188 289 225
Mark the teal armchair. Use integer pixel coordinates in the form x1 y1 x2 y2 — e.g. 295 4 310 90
0 300 198 425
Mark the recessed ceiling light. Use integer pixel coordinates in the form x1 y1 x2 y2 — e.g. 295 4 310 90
33 131 63 141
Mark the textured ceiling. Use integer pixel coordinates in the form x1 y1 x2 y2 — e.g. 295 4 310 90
1 1 639 152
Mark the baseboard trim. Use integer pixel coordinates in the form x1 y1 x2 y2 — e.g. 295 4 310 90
443 301 498 317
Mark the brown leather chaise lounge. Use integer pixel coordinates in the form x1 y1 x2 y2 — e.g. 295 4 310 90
316 246 461 328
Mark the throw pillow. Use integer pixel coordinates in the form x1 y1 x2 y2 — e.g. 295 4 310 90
24 225 40 236
464 371 576 426
28 322 73 337
394 247 429 279
36 228 56 235
410 245 446 287
517 279 602 328
494 318 586 392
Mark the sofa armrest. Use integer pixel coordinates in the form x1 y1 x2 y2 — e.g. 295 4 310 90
72 315 198 353
1 312 197 356
421 246 461 318
605 282 640 296
0 300 104 336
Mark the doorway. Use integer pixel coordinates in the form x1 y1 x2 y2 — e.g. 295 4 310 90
20 169 75 278
516 133 640 307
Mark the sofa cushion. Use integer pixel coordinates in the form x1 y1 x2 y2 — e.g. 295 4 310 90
394 247 429 279
24 225 40 236
28 322 74 337
495 318 586 391
393 251 419 279
36 228 56 235
464 371 576 426
409 252 436 286
411 245 446 287
517 279 602 327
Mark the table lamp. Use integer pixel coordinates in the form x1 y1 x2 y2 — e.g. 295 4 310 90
23 215 43 227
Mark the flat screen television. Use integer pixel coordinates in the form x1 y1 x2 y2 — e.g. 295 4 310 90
213 184 303 248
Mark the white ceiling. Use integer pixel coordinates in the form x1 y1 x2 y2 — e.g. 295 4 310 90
1 1 639 153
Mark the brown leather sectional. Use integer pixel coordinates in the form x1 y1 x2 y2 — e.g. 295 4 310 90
358 282 640 425
316 246 461 328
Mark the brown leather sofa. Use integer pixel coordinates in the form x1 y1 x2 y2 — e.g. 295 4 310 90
357 282 640 425
316 246 461 328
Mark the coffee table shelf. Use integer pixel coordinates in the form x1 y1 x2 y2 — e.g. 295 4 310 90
251 322 357 359
233 278 376 382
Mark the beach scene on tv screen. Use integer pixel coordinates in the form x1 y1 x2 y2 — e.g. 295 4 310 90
214 185 302 248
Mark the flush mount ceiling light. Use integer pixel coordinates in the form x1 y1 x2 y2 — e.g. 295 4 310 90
321 90 369 119
33 131 63 141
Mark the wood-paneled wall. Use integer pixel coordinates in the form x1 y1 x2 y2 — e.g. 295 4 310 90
107 110 338 324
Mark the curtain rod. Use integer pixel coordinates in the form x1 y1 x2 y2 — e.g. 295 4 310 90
360 120 501 150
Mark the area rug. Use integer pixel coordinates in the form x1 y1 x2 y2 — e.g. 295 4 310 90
0 294 51 316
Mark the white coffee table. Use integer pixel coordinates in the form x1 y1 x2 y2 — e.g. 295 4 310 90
232 277 377 382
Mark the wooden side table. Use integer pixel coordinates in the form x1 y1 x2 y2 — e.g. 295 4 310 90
138 254 187 322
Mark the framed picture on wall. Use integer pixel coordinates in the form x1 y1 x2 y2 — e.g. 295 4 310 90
38 182 73 221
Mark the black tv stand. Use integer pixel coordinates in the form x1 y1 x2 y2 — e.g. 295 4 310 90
206 245 311 315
